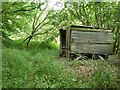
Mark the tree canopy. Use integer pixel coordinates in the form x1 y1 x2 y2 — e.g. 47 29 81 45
1 1 120 52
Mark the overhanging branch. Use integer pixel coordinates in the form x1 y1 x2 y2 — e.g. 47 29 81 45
0 0 19 15
14 3 42 12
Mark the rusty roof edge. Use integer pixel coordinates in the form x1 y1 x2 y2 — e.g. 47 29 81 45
59 25 112 32
69 25 111 30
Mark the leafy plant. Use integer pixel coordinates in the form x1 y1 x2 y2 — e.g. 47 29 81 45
2 39 119 88
89 69 117 88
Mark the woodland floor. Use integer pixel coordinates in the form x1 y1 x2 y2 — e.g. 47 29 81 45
2 39 120 88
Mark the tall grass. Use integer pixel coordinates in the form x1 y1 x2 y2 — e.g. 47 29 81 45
2 47 33 88
2 39 73 88
2 39 119 88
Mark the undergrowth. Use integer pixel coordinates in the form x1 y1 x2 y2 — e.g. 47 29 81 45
2 39 119 88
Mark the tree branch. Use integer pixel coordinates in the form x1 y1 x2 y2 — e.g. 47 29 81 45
34 4 48 27
32 12 38 33
73 8 85 25
0 0 19 15
32 26 54 37
14 3 42 12
35 13 49 31
21 36 30 43
94 3 99 27
82 3 90 26
32 32 47 37
37 21 50 30
27 36 32 48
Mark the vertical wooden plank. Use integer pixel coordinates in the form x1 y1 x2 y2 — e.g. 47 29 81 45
59 29 62 56
66 27 68 59
66 27 71 62
68 27 71 62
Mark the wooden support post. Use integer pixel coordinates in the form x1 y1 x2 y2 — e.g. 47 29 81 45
66 27 71 62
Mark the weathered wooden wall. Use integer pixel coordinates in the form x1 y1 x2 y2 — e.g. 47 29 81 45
60 25 114 60
70 30 113 54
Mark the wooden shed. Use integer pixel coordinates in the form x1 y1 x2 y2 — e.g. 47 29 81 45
60 25 114 60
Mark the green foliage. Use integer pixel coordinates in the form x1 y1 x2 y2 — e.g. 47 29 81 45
2 2 43 39
2 40 119 88
2 1 119 88
89 70 117 88
63 2 119 53
32 52 68 88
68 59 118 88
2 47 33 88
2 40 74 88
2 2 119 52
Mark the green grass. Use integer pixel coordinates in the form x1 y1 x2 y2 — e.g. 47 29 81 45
68 59 118 88
2 39 119 88
2 39 71 88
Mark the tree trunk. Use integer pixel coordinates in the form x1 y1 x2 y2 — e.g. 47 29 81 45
27 36 32 48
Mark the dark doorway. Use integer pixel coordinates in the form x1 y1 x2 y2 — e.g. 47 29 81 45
60 29 66 57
